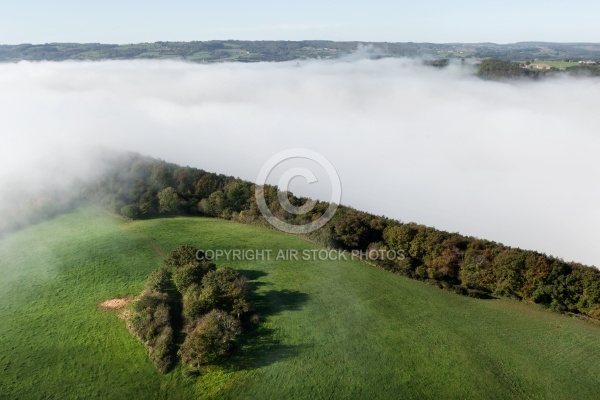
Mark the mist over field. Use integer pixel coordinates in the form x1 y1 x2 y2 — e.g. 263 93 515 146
1 58 599 267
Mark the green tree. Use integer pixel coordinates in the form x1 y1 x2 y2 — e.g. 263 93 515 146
157 187 179 214
172 260 216 293
383 224 418 253
200 268 249 318
331 209 373 249
194 174 218 199
174 167 194 194
520 252 552 300
477 59 532 80
120 204 142 219
129 291 175 373
182 284 217 323
178 309 241 368
149 164 173 190
492 249 526 298
459 248 493 290
164 245 199 269
225 181 251 212
139 190 158 216
145 267 172 293
207 190 225 217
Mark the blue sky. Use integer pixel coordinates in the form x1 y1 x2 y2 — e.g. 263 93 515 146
1 0 598 44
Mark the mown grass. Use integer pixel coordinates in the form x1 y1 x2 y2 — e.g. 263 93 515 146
1 208 600 399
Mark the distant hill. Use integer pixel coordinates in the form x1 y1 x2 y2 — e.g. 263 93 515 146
2 40 600 63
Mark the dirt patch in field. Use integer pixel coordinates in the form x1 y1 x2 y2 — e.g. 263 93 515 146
99 298 132 310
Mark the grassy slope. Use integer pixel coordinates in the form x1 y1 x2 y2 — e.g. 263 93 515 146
1 208 600 399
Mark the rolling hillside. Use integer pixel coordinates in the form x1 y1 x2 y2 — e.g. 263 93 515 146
1 208 600 399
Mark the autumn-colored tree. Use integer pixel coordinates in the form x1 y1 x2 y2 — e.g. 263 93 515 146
179 310 241 368
200 268 250 318
129 291 175 372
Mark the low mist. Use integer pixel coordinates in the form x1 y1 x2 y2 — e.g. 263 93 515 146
1 58 599 266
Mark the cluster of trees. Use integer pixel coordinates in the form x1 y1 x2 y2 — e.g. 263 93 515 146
424 59 451 68
566 65 600 76
92 153 600 319
84 153 249 219
477 59 600 80
477 59 554 80
126 245 253 374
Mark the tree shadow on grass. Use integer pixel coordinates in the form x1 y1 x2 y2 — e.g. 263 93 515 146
255 288 310 316
214 270 311 371
237 270 310 312
236 269 268 282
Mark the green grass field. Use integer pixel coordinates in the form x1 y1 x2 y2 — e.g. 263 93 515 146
187 51 213 61
543 60 579 69
2 208 600 399
517 60 580 70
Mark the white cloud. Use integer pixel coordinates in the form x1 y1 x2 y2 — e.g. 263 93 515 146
1 58 599 266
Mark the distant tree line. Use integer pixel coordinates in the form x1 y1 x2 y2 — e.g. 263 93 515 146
477 59 555 80
565 64 600 76
87 153 600 319
476 59 600 80
127 245 255 374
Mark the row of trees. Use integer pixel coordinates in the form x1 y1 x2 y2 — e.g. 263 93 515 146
91 153 600 319
128 290 174 372
127 245 254 374
87 153 252 220
378 224 600 315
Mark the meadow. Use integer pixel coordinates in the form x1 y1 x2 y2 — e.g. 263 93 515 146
517 60 580 69
1 208 600 399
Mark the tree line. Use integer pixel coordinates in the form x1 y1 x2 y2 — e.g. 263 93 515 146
87 153 600 319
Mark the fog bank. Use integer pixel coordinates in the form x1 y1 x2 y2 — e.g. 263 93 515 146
1 59 599 266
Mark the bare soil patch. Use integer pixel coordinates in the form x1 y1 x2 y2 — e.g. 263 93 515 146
99 298 132 310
